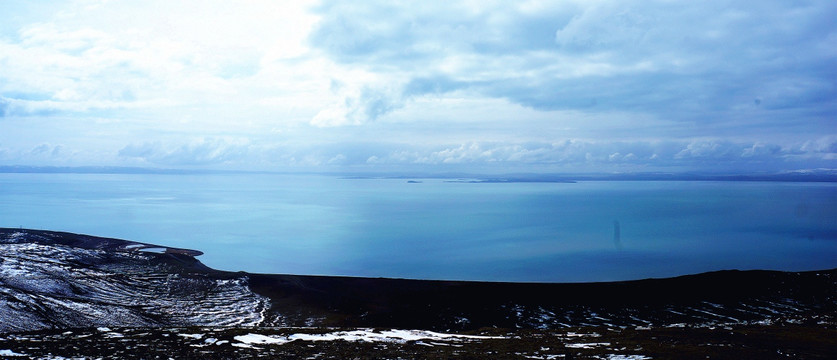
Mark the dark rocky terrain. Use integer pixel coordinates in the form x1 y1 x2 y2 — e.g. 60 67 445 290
0 228 834 359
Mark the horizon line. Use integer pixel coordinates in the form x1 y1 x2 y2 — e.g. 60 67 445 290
0 165 835 182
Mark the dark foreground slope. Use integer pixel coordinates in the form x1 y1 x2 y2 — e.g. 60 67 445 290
3 324 835 360
0 228 835 359
248 265 837 331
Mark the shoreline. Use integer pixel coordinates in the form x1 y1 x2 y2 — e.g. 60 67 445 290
1 228 834 331
1 228 834 358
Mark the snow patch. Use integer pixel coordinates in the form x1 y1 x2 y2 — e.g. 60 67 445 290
566 332 600 338
0 349 27 356
234 333 290 345
233 329 504 346
231 342 259 349
565 342 611 349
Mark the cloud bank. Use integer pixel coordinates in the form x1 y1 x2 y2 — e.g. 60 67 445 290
0 0 833 173
310 0 836 119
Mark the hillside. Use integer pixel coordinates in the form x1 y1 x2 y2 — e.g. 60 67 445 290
0 228 834 358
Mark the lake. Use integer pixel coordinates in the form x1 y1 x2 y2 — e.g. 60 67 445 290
1 173 835 282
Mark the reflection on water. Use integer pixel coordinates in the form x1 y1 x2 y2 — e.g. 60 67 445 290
0 173 835 282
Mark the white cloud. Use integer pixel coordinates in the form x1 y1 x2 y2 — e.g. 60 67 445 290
799 136 837 154
0 1 834 173
331 138 836 172
741 143 781 158
311 84 405 127
118 138 250 166
309 0 837 123
0 0 324 122
674 141 737 160
30 143 64 157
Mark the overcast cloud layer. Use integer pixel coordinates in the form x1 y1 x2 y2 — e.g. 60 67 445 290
0 0 834 173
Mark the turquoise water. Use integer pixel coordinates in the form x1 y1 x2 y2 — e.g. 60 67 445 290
1 173 835 282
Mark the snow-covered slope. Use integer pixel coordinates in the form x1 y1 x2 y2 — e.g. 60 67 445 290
0 230 269 333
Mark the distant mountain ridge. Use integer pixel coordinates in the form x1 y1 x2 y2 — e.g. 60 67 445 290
1 228 834 335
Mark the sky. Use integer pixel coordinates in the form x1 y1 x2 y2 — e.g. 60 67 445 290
0 0 835 174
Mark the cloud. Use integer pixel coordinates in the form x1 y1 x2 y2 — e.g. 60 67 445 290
791 136 837 160
311 85 404 127
674 141 740 160
0 23 143 114
29 143 64 157
309 1 577 63
344 138 836 172
403 75 469 97
118 138 250 166
309 0 837 125
400 141 650 166
0 94 127 117
799 137 837 154
1 1 834 174
327 154 347 165
0 0 322 122
741 143 782 158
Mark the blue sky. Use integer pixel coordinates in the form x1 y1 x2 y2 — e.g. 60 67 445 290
0 0 835 173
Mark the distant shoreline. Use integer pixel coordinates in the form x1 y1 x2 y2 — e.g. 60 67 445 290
2 165 836 182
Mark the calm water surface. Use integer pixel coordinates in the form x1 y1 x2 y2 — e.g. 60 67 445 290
1 173 835 282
